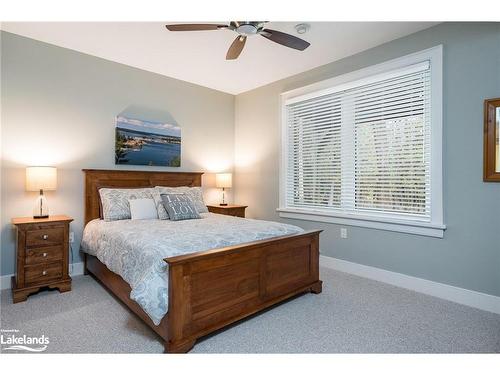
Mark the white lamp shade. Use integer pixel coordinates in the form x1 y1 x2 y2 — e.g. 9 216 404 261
215 173 232 188
26 167 57 191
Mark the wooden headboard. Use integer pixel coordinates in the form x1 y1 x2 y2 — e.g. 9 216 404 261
83 169 203 224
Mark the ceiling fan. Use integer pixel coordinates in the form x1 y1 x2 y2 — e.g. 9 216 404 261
165 21 310 60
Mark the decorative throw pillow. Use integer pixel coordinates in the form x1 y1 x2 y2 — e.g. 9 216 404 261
129 198 158 220
153 186 208 219
160 193 201 221
99 188 155 221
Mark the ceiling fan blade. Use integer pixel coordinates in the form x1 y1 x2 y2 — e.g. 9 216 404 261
226 36 247 60
260 29 310 51
165 24 228 31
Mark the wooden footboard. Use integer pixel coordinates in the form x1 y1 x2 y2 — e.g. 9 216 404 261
163 229 322 353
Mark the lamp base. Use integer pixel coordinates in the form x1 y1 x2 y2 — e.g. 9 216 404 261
219 203 228 206
33 193 49 219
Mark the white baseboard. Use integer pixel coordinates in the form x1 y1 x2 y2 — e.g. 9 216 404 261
4 257 499 316
1 274 13 290
0 262 85 290
69 262 85 277
320 255 500 315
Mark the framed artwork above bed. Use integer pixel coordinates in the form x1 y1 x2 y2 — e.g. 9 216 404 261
115 115 181 167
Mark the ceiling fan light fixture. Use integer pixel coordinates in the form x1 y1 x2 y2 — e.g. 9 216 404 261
236 24 259 36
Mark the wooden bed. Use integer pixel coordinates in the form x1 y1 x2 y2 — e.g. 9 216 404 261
82 169 322 353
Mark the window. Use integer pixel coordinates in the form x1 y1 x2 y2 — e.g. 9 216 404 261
279 46 444 237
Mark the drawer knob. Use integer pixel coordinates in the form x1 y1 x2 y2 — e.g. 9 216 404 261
42 234 48 240
42 270 47 276
43 252 47 257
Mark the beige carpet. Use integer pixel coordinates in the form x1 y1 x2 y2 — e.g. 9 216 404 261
1 267 499 353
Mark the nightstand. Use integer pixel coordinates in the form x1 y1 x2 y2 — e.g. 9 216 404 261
207 205 247 218
11 215 73 303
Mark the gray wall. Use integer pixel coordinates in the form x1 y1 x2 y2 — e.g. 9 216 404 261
2 24 499 297
1 31 235 275
234 23 500 296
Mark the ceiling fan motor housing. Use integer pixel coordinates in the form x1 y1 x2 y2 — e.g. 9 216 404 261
234 21 266 36
236 23 259 36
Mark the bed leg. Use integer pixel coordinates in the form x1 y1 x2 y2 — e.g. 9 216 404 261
83 253 89 275
163 339 196 354
310 280 323 294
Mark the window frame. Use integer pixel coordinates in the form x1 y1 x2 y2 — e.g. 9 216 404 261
278 45 445 238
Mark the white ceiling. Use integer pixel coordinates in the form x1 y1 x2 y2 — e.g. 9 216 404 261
1 22 437 94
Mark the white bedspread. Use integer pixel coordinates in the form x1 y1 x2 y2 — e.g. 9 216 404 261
81 213 303 325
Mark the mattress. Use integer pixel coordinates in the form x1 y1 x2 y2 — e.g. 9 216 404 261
81 213 303 325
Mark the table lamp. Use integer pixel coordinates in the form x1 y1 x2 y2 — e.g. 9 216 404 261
215 173 232 206
26 166 57 218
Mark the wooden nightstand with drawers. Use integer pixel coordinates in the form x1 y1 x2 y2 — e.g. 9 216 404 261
207 205 247 218
11 215 73 303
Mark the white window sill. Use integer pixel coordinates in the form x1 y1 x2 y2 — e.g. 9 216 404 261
276 208 446 238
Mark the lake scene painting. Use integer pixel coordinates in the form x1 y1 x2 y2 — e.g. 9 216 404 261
115 115 181 167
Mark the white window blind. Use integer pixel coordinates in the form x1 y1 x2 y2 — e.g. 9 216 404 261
284 61 432 222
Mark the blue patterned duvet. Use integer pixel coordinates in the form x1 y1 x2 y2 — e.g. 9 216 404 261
81 213 303 325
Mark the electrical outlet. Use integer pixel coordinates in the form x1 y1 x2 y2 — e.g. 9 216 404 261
69 232 75 243
340 228 348 239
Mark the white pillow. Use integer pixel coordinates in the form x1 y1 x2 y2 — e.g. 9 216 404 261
129 198 158 220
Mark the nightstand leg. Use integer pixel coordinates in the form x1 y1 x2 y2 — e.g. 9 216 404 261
310 280 323 294
12 291 29 303
58 284 72 293
51 278 72 294
11 276 29 303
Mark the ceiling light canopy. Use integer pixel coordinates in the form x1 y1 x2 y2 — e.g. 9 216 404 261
295 23 310 34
